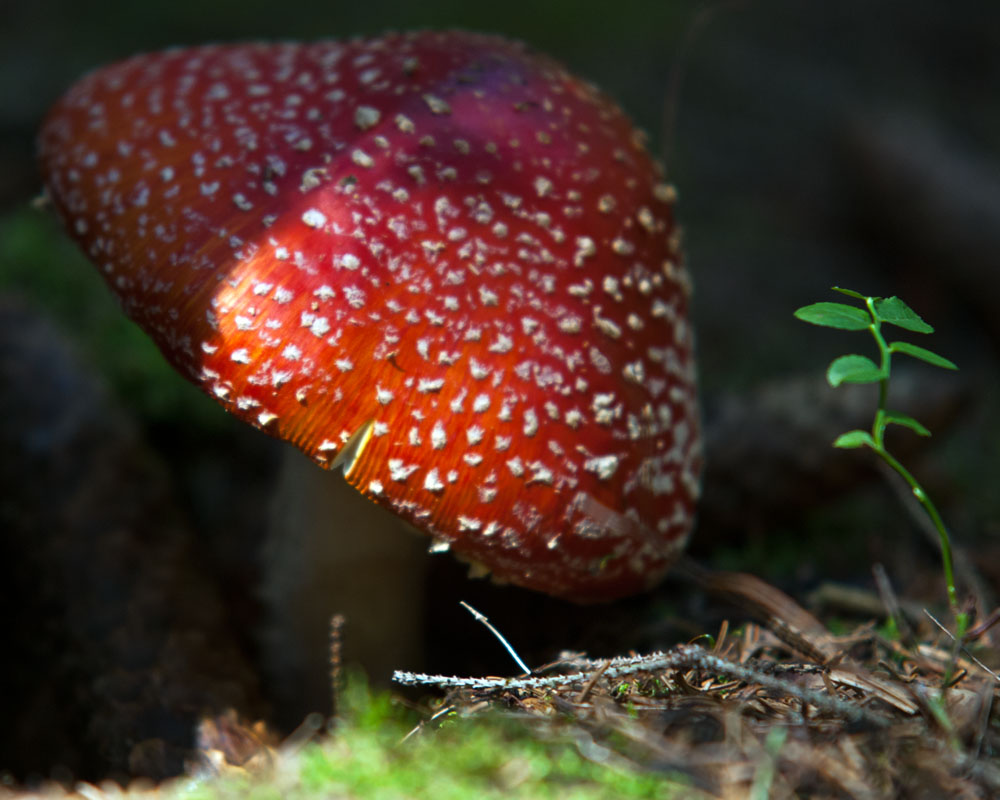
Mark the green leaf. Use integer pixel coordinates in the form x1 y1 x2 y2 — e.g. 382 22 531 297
874 297 934 333
827 354 883 386
833 430 876 449
831 286 867 300
884 411 931 437
794 302 871 330
889 341 957 370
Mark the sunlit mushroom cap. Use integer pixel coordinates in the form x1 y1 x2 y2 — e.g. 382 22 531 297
38 31 701 601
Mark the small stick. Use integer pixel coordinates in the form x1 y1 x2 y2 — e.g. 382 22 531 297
394 644 890 727
401 704 454 743
329 613 346 720
714 619 730 654
576 660 611 704
924 609 999 683
965 607 1000 641
971 683 995 763
460 600 531 674
872 563 916 647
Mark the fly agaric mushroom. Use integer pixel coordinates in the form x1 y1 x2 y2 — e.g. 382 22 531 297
38 31 700 603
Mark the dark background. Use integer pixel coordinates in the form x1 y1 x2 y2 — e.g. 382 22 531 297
1 0 999 779
4 0 1000 393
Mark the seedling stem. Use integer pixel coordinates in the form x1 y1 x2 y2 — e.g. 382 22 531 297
795 288 966 639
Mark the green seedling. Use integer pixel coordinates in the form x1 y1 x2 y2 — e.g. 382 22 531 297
794 287 966 637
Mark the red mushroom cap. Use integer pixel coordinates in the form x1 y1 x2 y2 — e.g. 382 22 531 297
38 31 700 601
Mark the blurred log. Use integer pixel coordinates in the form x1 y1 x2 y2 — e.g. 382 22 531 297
697 369 967 538
0 298 263 782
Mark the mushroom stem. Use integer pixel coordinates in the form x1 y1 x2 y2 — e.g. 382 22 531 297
261 448 427 726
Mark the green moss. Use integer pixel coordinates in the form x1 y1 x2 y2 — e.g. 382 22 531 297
173 678 693 800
